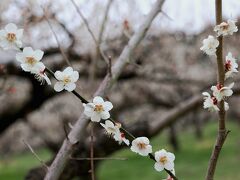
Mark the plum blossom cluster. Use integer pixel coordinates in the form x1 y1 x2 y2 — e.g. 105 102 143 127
0 23 79 89
0 23 176 179
83 96 175 175
201 19 238 112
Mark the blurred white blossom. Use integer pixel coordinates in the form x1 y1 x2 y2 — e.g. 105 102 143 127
113 132 130 146
225 52 238 79
0 23 23 50
202 92 219 111
100 120 120 136
130 137 152 156
211 83 234 101
214 20 238 37
154 149 175 172
200 35 219 56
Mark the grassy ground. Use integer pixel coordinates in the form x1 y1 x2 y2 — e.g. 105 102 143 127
0 122 239 180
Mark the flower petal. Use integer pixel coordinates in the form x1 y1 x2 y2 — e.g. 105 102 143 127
54 82 64 92
154 163 164 172
93 96 104 104
65 82 76 92
91 112 101 122
33 50 44 61
103 101 113 111
101 111 110 119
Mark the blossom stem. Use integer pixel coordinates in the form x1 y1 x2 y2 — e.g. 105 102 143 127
205 1 229 179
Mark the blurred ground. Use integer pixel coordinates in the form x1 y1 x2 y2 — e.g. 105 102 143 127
1 121 239 180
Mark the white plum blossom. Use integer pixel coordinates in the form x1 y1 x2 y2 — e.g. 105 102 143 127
225 52 238 79
211 83 234 101
154 149 175 172
0 23 23 50
113 131 130 146
200 35 219 56
83 96 113 122
202 92 219 112
214 20 238 37
130 137 152 156
202 92 229 112
16 47 45 73
100 120 120 136
54 67 79 92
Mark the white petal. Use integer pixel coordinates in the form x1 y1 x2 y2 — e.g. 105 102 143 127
21 64 31 72
16 29 23 39
224 102 229 111
23 47 34 56
84 104 94 117
154 163 164 172
54 82 64 92
5 23 17 32
54 71 64 80
63 67 73 75
33 50 44 61
164 161 174 171
167 152 175 161
100 111 110 119
93 96 104 104
70 71 79 82
32 62 45 73
65 82 76 92
16 52 25 63
103 101 113 111
91 112 101 122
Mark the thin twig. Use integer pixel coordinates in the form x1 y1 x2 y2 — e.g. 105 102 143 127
205 0 229 179
98 0 113 44
69 157 127 161
108 56 112 77
22 139 49 171
70 0 109 64
90 124 95 180
41 5 72 66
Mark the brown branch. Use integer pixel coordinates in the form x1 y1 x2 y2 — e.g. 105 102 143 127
44 1 166 179
205 1 229 179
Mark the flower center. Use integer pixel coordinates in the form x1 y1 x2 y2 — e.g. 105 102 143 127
7 33 16 42
225 60 232 71
63 76 71 84
159 156 168 164
216 84 223 90
211 97 218 105
220 22 229 31
26 57 37 65
94 104 104 112
137 142 147 149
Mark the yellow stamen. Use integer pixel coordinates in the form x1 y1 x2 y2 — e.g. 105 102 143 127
63 77 71 84
137 143 147 149
94 104 104 112
159 156 168 164
26 57 36 65
7 33 16 42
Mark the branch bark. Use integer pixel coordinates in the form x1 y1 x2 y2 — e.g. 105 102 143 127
44 1 165 179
